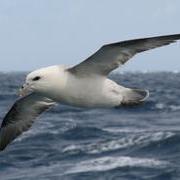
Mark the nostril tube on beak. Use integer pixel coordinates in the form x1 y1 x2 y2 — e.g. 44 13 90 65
19 83 32 97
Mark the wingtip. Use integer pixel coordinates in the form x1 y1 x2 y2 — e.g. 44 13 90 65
0 139 6 152
0 147 6 152
0 128 9 152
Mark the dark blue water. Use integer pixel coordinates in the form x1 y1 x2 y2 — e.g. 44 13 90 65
0 72 180 180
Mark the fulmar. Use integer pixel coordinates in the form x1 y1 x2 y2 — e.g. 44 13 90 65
0 34 180 151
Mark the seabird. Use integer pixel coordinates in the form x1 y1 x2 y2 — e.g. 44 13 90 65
0 34 180 151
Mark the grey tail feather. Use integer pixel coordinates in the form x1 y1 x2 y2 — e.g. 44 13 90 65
121 88 149 106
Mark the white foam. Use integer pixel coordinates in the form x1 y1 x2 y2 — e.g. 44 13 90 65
169 105 180 111
62 131 174 154
155 103 165 110
155 103 180 111
67 156 167 174
103 127 149 133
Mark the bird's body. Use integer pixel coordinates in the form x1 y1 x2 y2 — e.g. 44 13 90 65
29 65 147 108
51 71 121 108
0 33 180 151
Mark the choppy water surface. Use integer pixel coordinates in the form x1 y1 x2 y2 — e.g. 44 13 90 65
0 72 180 180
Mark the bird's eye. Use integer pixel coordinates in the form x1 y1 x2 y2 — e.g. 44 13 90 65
32 76 41 81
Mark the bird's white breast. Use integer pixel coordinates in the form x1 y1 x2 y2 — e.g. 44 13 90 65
53 72 122 107
39 66 122 108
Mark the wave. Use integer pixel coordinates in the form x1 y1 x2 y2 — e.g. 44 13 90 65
66 156 168 174
155 103 180 111
62 126 109 140
62 131 174 155
14 118 77 143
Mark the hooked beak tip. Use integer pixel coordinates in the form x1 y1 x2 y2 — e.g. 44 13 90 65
18 88 25 97
18 84 32 97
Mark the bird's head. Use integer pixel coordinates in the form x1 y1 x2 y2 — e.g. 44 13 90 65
19 65 66 97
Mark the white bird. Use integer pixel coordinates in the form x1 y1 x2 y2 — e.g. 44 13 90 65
0 34 180 151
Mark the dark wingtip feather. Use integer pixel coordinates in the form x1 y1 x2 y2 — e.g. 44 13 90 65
106 33 180 47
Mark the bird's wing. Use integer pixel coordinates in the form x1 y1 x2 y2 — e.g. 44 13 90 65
68 34 180 77
0 93 56 151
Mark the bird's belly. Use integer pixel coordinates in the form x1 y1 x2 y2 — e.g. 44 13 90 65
54 81 121 108
59 93 117 108
45 75 121 108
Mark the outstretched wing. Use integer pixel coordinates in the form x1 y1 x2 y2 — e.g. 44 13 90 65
68 34 180 77
0 93 55 151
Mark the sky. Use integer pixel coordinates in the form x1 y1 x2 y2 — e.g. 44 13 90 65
0 0 180 72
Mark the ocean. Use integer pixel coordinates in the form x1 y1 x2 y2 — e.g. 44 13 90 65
0 72 180 180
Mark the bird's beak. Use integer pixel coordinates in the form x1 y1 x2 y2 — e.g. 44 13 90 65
19 83 32 97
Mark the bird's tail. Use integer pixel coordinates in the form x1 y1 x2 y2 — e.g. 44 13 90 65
121 88 149 106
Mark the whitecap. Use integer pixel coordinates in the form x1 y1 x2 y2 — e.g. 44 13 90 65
154 103 180 111
62 131 174 154
155 103 165 110
169 105 180 111
66 156 167 174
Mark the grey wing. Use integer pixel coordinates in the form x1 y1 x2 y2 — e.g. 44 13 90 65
0 93 55 151
68 34 180 77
